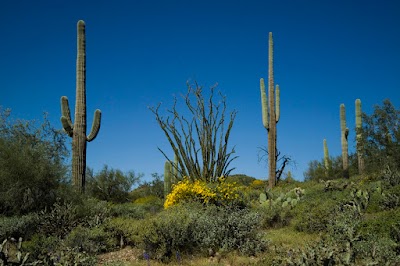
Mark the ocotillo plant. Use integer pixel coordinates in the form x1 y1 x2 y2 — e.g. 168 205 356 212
340 104 349 178
355 99 365 174
323 139 330 177
164 160 172 198
260 32 280 188
60 20 102 193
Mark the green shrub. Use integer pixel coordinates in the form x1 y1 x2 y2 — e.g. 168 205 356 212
65 225 115 254
192 205 266 255
380 185 400 210
292 188 349 233
139 205 196 261
0 213 39 240
23 234 61 263
104 217 143 247
256 203 292 229
0 109 68 216
86 165 143 203
109 203 147 219
129 173 164 201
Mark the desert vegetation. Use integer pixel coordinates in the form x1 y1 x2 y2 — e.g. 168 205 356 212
0 21 399 265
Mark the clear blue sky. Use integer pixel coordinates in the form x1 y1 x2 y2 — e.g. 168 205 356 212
1 0 399 181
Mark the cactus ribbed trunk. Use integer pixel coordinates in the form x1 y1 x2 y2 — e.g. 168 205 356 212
268 32 277 188
355 99 365 175
260 32 280 189
73 21 87 193
340 104 349 179
323 139 330 177
60 20 102 193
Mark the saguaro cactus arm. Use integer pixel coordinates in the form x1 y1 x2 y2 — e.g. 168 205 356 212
260 78 269 129
60 96 74 137
87 109 102 142
275 85 280 122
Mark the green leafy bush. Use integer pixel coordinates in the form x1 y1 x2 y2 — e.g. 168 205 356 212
0 108 68 215
65 226 115 254
0 213 39 240
104 217 143 247
192 205 266 255
86 165 143 203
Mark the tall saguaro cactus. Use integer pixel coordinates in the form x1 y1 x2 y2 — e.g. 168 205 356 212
260 32 280 188
355 99 365 174
323 139 330 177
60 20 102 193
340 104 349 178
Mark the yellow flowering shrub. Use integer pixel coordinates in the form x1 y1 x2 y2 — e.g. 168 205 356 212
164 178 216 208
164 176 243 208
250 179 265 189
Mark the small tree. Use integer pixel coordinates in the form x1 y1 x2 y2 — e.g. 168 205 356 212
361 99 399 183
86 165 142 203
0 108 68 215
150 82 237 183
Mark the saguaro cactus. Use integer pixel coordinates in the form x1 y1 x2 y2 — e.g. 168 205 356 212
260 32 280 188
355 99 365 174
323 139 330 177
340 104 349 178
60 20 102 193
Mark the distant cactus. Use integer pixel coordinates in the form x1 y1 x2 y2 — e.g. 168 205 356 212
164 160 172 198
323 139 330 177
60 20 102 193
355 99 365 174
340 104 349 178
260 32 280 188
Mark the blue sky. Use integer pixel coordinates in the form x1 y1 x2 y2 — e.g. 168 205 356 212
1 0 399 181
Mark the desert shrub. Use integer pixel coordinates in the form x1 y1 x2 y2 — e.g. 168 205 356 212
0 213 39 240
361 100 400 179
380 184 400 210
290 207 400 265
64 225 115 254
139 205 196 261
226 174 256 186
292 188 349 233
23 234 61 263
192 205 266 255
120 203 266 261
0 108 68 216
104 217 143 247
37 198 111 238
86 165 142 203
256 203 292 229
46 246 97 266
109 203 147 219
164 177 244 208
129 173 164 201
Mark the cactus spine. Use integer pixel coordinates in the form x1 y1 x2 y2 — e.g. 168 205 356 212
355 99 365 174
60 20 102 193
323 139 330 177
164 160 172 198
340 104 349 178
260 32 280 188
